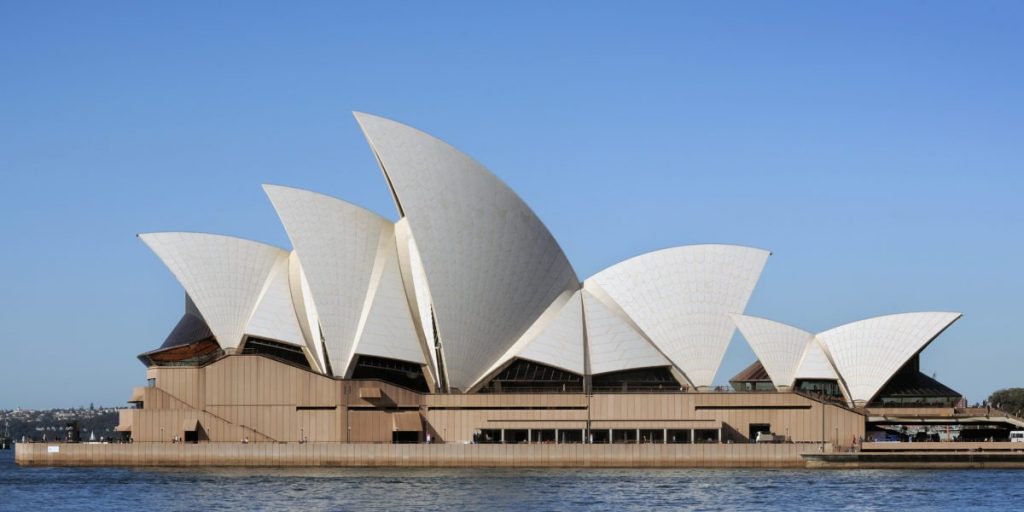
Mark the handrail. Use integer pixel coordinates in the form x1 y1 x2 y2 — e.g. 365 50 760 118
791 389 857 412
144 387 279 443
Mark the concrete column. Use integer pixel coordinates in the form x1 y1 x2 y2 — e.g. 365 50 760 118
717 429 722 443
636 429 641 444
555 429 559 444
527 429 532 444
690 428 695 444
500 429 505 443
663 429 668 444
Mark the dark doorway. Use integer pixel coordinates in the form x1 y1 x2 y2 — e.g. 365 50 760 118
694 429 719 443
476 429 502 444
612 429 637 444
749 423 771 442
640 429 664 444
667 429 691 444
392 431 419 444
559 430 584 444
504 429 529 444
530 429 556 444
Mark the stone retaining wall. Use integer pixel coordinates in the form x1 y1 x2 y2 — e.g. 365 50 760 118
16 442 817 468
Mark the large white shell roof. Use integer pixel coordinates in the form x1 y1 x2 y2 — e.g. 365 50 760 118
589 244 770 388
355 112 579 391
263 184 424 376
817 312 961 405
138 112 962 400
139 232 295 352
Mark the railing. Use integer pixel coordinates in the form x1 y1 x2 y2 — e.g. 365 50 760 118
144 386 279 443
792 389 853 410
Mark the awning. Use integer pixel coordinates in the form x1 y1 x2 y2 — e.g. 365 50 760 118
392 412 422 432
115 417 132 432
115 410 133 432
182 418 200 432
127 388 144 403
483 421 587 430
359 387 382 399
589 419 721 430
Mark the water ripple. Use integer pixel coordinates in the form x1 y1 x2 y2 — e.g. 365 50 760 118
2 450 1023 511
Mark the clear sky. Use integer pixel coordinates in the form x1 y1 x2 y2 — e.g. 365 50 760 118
1 2 1021 409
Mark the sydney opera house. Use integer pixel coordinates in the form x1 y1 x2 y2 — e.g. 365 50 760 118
117 113 972 447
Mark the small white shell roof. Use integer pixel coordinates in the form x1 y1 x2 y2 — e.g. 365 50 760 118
589 244 770 388
517 291 585 374
582 286 670 375
263 185 396 375
288 251 326 373
398 222 440 382
348 231 426 367
355 112 579 391
139 232 289 351
795 340 838 381
817 312 961 405
730 314 814 389
245 253 306 347
477 290 586 384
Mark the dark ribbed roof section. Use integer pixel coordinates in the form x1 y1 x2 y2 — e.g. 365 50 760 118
730 360 772 383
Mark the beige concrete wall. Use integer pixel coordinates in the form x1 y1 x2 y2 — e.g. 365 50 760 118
589 392 863 446
16 442 818 468
862 441 1024 451
132 355 864 448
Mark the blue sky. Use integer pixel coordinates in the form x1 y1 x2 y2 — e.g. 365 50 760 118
1 2 1021 408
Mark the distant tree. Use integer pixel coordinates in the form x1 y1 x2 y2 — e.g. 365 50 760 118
988 388 1024 416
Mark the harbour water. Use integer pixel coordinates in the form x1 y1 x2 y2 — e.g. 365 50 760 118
2 449 1022 511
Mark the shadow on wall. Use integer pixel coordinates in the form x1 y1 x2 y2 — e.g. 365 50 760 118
722 423 745 444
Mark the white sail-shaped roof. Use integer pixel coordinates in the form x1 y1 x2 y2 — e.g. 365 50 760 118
355 112 579 391
817 312 961 406
395 220 441 385
582 286 670 376
794 339 839 381
589 244 770 388
263 185 394 376
516 290 585 374
287 251 327 373
474 290 586 386
139 232 285 351
349 231 426 368
731 314 814 390
245 253 306 347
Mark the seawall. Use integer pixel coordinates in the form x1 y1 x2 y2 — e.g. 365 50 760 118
16 442 815 468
